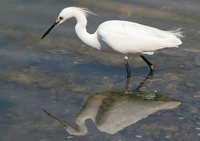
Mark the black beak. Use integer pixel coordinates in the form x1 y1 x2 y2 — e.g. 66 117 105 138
41 21 60 39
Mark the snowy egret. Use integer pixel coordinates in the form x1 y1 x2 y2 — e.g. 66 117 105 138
41 7 183 77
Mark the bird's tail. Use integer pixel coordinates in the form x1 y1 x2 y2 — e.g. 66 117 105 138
169 28 184 38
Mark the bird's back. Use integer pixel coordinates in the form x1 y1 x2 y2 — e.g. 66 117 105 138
97 20 183 54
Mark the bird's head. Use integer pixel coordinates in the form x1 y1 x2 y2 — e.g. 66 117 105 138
41 7 75 39
56 7 75 24
41 8 72 39
41 7 91 39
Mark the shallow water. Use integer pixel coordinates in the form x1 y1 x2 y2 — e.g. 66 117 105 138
0 0 200 141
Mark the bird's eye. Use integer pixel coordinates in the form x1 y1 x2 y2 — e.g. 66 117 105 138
59 17 63 20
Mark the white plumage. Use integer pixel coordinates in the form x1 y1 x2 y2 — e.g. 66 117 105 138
41 7 183 76
97 20 182 54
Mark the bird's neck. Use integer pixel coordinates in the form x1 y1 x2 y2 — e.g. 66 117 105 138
63 118 88 136
74 13 101 49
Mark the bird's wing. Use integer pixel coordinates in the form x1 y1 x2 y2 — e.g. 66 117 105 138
97 20 182 54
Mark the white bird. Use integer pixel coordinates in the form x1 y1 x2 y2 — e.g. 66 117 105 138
41 7 183 77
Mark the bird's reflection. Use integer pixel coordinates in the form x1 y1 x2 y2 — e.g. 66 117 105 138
43 71 180 136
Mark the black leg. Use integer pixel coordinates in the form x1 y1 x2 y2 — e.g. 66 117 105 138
140 55 155 72
124 56 131 78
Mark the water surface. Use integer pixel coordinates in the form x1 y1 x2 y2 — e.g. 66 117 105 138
0 0 200 141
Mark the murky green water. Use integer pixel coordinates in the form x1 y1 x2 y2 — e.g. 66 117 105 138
0 0 200 141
